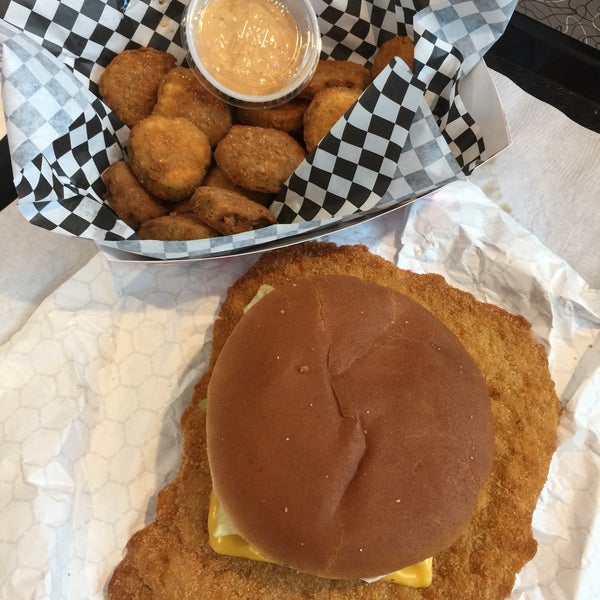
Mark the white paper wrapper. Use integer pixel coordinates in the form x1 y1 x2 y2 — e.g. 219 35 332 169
0 180 598 598
0 0 514 260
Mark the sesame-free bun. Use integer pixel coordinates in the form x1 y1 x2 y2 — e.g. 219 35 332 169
206 274 494 579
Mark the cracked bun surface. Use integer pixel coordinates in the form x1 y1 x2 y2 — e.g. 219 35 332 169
206 274 494 579
108 241 561 600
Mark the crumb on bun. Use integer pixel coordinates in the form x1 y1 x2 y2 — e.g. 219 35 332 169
206 274 495 580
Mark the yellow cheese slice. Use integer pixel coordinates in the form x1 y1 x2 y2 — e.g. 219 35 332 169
208 491 432 587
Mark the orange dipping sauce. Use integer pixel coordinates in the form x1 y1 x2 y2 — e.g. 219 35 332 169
196 0 303 96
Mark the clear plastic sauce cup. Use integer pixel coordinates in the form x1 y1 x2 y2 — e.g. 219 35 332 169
183 0 321 108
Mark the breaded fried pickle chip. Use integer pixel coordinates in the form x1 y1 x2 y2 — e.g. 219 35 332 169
303 86 362 153
371 36 415 78
152 67 233 148
137 213 220 241
235 98 309 135
300 59 371 100
108 242 560 600
128 115 212 202
191 186 277 235
214 125 306 194
102 160 168 230
204 166 273 206
99 47 176 127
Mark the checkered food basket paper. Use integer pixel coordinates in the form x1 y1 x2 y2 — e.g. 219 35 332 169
0 0 516 260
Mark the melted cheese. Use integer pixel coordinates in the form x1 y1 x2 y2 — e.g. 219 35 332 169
208 491 432 587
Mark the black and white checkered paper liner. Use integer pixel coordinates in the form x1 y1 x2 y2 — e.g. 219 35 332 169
0 0 517 260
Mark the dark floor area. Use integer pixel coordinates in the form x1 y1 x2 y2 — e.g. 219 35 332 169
486 11 600 133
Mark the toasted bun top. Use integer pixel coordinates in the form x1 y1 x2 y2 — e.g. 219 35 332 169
206 274 494 580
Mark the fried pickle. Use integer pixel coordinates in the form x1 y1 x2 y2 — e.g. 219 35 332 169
137 213 220 241
191 186 277 235
108 241 561 600
299 59 372 100
371 36 415 78
303 86 362 153
128 115 212 202
204 165 273 207
152 67 233 148
214 125 306 194
98 47 176 128
235 98 309 135
102 160 168 230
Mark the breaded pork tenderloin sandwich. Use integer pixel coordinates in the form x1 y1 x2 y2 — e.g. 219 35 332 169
108 241 561 600
207 273 494 583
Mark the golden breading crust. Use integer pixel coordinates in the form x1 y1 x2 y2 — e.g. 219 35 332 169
108 241 560 600
371 36 415 78
235 98 310 135
204 165 273 207
152 67 233 148
191 186 277 235
102 160 168 230
299 59 372 100
137 213 219 241
303 86 362 153
128 115 212 202
214 125 306 194
99 47 176 128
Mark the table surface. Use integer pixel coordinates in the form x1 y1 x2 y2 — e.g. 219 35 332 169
1 14 599 345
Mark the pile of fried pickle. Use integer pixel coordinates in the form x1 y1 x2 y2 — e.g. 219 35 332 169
99 37 413 241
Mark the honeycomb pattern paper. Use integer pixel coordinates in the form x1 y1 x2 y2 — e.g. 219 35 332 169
0 181 599 598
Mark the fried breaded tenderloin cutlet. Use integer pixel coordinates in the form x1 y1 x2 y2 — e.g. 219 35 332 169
137 213 220 241
191 186 277 235
152 67 233 148
214 125 306 194
371 36 415 78
128 115 212 202
99 47 176 128
235 98 310 135
303 86 362 153
108 241 561 600
102 160 168 230
299 59 372 100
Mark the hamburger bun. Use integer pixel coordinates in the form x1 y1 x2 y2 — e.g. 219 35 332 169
108 241 560 600
207 274 494 579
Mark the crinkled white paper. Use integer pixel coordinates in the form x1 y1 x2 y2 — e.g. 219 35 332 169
0 181 598 599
